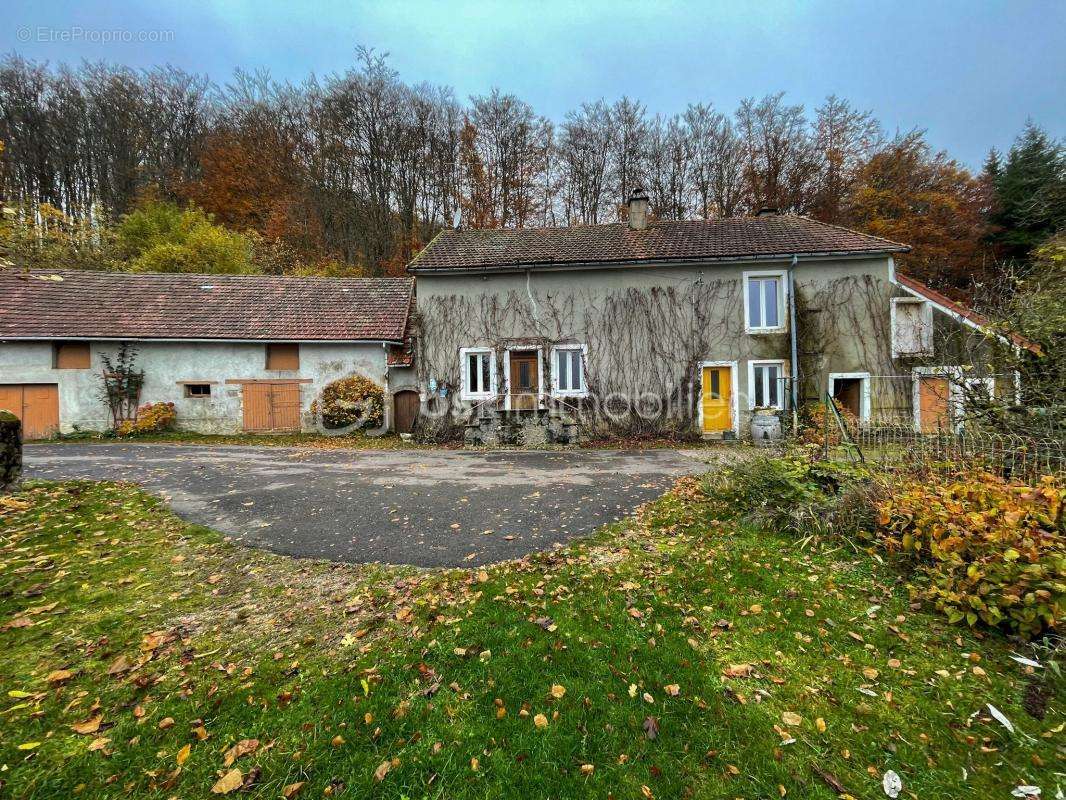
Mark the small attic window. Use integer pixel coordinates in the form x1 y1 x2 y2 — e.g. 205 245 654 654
184 383 212 398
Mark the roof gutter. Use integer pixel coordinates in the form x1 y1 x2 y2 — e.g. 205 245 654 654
408 249 908 275
0 336 405 345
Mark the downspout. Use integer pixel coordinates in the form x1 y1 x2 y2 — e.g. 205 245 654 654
788 255 800 433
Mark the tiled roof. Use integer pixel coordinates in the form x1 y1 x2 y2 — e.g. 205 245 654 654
409 216 909 272
896 274 1041 355
0 270 413 342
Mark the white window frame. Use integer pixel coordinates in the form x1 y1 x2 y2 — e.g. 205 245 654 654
747 359 789 410
890 297 934 358
911 365 962 433
743 269 788 334
550 344 589 398
459 347 496 401
502 346 544 410
827 371 872 423
696 360 739 437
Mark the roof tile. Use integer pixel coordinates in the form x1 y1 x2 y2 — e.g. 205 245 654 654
0 270 413 342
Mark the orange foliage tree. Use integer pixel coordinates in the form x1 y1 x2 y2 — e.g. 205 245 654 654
844 131 990 289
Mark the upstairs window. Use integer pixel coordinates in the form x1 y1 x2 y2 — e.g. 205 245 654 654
53 341 90 369
266 343 300 370
744 270 787 333
892 298 933 357
551 345 587 397
460 347 495 399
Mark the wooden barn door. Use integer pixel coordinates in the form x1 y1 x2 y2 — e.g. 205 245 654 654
242 382 302 432
393 390 420 434
0 384 60 440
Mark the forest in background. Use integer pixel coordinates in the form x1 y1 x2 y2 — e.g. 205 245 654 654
0 49 1063 295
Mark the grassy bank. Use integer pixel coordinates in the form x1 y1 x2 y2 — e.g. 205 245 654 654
0 478 1060 799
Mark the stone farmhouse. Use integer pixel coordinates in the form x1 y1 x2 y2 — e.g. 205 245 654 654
0 191 1028 442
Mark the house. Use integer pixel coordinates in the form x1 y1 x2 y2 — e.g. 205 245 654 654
0 270 417 438
408 189 1024 444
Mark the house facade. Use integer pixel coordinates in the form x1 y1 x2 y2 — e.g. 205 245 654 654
0 271 417 438
409 191 1023 444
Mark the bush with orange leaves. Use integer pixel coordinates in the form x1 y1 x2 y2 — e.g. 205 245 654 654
876 470 1064 638
116 402 176 436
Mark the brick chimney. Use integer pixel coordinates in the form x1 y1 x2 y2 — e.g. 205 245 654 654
627 187 650 230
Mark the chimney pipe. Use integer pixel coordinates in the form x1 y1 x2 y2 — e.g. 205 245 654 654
756 206 779 217
627 187 650 230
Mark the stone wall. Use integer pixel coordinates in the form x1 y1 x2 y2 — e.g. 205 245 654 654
0 410 21 492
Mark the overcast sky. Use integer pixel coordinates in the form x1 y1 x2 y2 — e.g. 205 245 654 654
4 0 1064 168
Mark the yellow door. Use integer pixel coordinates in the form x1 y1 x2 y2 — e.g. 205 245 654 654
701 366 732 433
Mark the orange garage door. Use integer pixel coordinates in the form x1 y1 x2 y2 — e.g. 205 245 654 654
242 382 302 432
0 384 60 440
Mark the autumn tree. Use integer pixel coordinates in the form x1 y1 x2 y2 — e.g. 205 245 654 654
844 131 988 287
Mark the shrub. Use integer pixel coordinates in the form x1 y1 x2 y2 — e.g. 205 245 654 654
312 375 384 430
876 471 1064 638
702 455 871 536
798 400 860 448
116 402 176 436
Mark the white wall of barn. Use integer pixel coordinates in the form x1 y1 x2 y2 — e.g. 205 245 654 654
0 340 391 434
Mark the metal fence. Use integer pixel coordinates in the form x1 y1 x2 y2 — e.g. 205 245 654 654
825 423 1066 482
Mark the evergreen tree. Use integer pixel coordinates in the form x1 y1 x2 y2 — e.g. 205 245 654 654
989 123 1066 263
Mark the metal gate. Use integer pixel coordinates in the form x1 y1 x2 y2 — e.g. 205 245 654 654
241 382 302 432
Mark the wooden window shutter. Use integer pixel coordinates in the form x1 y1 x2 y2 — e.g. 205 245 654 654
266 343 300 371
54 342 91 369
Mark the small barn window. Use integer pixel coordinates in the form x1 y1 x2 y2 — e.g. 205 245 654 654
53 341 91 369
184 383 212 398
266 343 300 370
892 298 933 357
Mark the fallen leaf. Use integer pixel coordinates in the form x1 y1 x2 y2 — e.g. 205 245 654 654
71 715 102 735
550 684 566 699
374 760 391 781
664 684 680 697
722 664 755 678
211 769 243 794
280 782 305 799
17 741 41 750
781 712 802 727
88 737 110 752
106 655 131 676
987 704 1015 734
158 717 175 730
642 716 660 740
223 738 259 766
46 669 73 684
533 713 548 729
176 743 191 765
862 667 879 680
581 764 594 775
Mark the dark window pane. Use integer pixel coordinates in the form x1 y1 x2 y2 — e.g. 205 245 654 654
557 350 568 390
571 351 583 390
768 366 779 406
480 354 490 393
753 366 765 407
710 369 720 399
468 354 478 393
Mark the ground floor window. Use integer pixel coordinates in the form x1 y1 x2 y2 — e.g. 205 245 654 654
460 347 495 400
551 345 587 397
748 360 787 409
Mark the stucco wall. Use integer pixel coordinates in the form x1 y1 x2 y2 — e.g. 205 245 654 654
415 256 909 433
0 340 391 434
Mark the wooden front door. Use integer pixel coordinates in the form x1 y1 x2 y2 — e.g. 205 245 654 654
0 384 60 440
393 390 420 434
509 351 539 411
918 375 951 433
242 382 302 432
700 366 732 433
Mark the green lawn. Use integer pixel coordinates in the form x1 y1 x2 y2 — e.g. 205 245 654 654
0 477 1061 799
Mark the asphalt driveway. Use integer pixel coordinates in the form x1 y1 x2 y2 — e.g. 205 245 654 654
22 444 714 567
